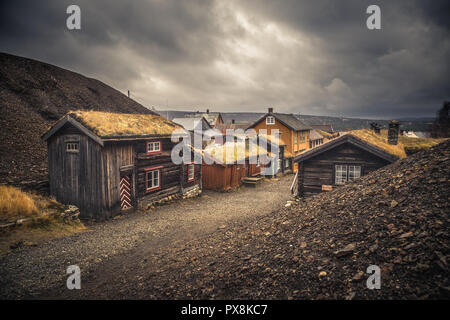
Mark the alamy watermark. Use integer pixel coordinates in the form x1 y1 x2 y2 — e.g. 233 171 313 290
170 122 280 176
366 5 381 30
66 5 81 30
66 265 81 290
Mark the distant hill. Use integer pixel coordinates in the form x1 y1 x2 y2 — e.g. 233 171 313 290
0 52 154 186
156 110 433 132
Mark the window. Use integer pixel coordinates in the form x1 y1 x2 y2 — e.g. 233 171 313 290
285 159 290 169
256 157 261 167
146 141 161 154
187 164 195 181
66 142 79 152
348 165 361 181
335 165 361 185
145 168 161 191
335 165 347 185
266 116 275 125
294 134 297 145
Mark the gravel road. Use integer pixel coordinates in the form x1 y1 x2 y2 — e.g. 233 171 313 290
0 175 293 299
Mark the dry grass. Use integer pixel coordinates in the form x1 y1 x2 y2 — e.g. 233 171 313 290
399 135 447 153
68 110 183 137
0 185 39 221
316 129 336 140
0 185 86 255
349 129 407 159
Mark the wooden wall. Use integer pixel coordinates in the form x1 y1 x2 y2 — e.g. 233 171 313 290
48 123 106 220
101 142 135 218
202 162 248 191
297 142 391 197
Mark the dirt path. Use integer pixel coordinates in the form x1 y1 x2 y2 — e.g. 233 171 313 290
0 175 293 299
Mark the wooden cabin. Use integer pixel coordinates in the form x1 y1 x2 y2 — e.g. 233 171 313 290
293 130 405 197
42 110 201 220
201 141 267 191
247 108 311 173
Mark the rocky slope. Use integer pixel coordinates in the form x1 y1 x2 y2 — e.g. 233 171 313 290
127 140 449 299
0 52 154 188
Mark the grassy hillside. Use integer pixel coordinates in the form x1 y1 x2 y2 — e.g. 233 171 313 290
0 52 155 186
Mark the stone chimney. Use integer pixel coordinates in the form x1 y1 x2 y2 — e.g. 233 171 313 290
388 121 400 145
268 107 273 113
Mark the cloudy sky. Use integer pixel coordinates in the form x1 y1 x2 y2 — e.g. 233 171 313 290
1 0 449 118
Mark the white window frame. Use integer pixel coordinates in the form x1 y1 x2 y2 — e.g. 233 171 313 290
187 164 195 181
146 169 160 191
335 165 347 185
348 165 361 182
146 141 161 154
285 158 290 169
266 116 275 125
335 165 362 185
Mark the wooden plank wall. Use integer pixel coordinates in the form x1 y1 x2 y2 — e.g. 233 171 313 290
101 142 135 218
48 123 105 219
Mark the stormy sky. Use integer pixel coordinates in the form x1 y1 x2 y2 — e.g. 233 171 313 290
0 0 449 119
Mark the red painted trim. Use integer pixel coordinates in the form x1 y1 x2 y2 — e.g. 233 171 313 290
187 163 195 182
146 140 162 155
145 166 163 192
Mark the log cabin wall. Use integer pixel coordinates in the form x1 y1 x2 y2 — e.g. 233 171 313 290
135 138 201 209
101 141 135 219
297 142 390 197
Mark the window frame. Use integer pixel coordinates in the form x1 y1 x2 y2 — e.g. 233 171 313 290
187 163 195 182
145 166 162 192
266 116 275 125
146 141 162 155
334 164 362 185
66 142 79 153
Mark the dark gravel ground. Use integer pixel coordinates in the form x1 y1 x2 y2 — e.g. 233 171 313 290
41 140 450 300
0 175 293 299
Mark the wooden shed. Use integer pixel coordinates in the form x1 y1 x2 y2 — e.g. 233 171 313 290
42 110 201 220
201 141 267 191
293 130 405 197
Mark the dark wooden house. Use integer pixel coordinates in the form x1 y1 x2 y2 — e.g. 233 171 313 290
293 132 404 197
42 110 201 220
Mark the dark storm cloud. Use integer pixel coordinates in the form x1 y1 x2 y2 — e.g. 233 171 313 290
0 0 449 118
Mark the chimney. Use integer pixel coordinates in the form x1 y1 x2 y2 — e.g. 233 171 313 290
232 119 235 124
388 121 400 145
268 107 273 113
206 109 210 114
127 90 130 98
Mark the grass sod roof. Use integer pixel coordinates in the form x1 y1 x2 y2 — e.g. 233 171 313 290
203 142 269 165
316 129 335 140
67 110 183 138
348 129 407 159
